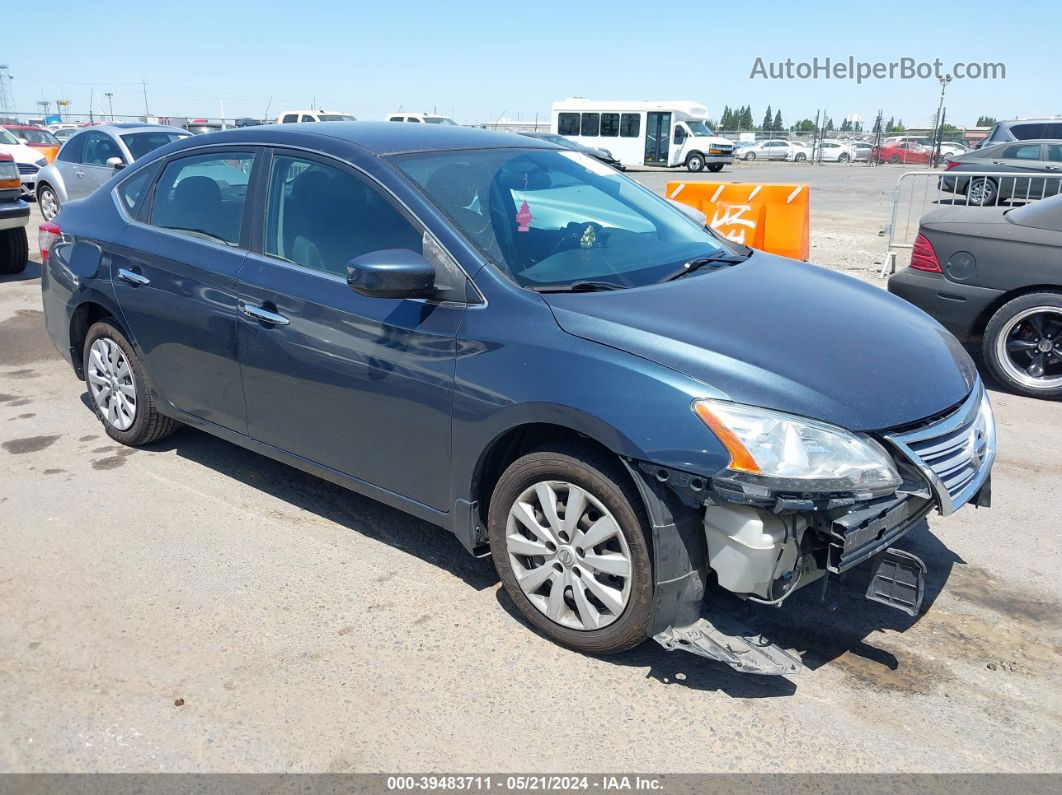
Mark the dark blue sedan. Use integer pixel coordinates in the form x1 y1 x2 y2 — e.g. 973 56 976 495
40 123 995 674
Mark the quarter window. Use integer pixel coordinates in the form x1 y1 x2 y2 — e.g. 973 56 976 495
149 151 255 246
619 113 640 138
1047 145 1062 163
56 133 85 163
1011 123 1045 140
300 114 316 123
557 113 579 136
116 164 159 215
580 113 600 137
600 113 619 137
263 155 423 278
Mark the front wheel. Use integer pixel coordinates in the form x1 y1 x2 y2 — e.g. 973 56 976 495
0 227 28 275
983 293 1062 399
685 153 705 172
966 177 998 206
744 151 756 161
37 184 60 222
707 163 724 173
838 152 850 163
794 152 806 162
488 444 653 655
83 321 180 445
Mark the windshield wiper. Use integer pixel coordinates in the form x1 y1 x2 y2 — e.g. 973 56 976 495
529 280 627 293
662 248 752 282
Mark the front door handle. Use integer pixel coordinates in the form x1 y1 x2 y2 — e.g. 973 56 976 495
116 267 150 286
240 302 289 326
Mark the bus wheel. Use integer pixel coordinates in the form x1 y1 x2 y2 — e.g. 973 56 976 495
685 153 705 172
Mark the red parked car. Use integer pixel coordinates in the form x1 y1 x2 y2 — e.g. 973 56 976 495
873 141 932 165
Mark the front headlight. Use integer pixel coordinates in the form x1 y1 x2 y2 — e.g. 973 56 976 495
694 399 901 496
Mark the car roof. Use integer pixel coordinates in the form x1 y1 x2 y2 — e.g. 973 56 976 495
3 124 43 130
69 124 188 136
179 121 557 156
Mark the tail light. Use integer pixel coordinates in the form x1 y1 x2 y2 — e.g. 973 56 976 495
38 222 61 263
910 232 942 273
945 160 961 170
0 153 19 190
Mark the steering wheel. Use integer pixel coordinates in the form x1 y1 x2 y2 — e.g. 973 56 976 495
548 221 609 257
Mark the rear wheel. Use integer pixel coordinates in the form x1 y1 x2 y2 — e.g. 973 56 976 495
983 293 1062 399
838 152 850 163
794 152 806 162
83 321 180 445
685 153 705 172
744 151 756 161
707 163 724 173
966 177 998 206
0 227 28 275
37 184 59 222
488 444 653 655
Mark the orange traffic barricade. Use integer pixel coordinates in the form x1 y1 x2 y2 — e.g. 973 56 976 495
666 181 810 261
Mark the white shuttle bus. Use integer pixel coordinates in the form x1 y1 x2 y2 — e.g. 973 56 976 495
550 99 735 172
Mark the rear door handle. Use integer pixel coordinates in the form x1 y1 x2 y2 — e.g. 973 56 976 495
240 302 289 326
75 170 85 178
116 267 150 286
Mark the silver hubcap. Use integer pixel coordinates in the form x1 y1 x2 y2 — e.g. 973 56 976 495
505 481 632 631
40 189 58 221
996 307 1062 390
88 338 137 430
969 179 995 204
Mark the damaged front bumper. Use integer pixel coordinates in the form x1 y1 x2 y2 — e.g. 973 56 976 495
628 383 995 676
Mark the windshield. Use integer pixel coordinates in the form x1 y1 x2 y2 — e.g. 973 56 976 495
121 132 188 160
396 148 729 290
0 128 18 145
318 114 356 121
9 127 58 145
686 121 715 137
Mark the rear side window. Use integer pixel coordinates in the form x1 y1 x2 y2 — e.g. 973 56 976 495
149 151 255 246
1001 144 1042 160
116 164 160 216
1047 144 1062 163
300 114 316 123
620 113 640 138
580 113 600 136
1011 123 1045 140
281 114 298 124
407 117 422 123
557 113 579 136
600 113 619 137
57 133 85 163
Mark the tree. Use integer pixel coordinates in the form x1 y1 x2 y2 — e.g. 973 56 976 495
742 105 754 129
795 118 816 132
773 109 783 131
885 116 895 132
825 116 834 132
894 118 905 132
762 105 774 131
976 115 996 127
839 118 852 132
720 106 732 129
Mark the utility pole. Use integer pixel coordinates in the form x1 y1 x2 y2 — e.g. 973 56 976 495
0 65 15 120
89 88 94 123
933 75 952 167
142 80 150 116
105 92 114 121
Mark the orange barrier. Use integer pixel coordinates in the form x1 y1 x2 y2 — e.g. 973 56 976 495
666 181 810 261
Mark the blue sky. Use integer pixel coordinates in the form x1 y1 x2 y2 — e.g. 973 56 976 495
9 0 1060 127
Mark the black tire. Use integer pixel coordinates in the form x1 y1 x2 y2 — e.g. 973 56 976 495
685 153 705 173
744 151 756 161
889 155 900 164
37 183 60 222
966 177 998 207
982 292 1062 399
794 152 806 162
0 227 28 275
488 443 653 655
83 321 180 445
838 152 850 163
707 163 724 173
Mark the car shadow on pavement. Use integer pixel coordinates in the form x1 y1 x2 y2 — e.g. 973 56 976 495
134 423 501 592
0 259 42 283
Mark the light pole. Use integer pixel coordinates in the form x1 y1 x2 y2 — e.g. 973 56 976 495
933 75 952 166
105 92 114 121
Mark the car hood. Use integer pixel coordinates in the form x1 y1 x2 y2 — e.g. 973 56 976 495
542 253 977 432
0 143 45 164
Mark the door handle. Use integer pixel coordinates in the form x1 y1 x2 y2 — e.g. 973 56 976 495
240 302 290 326
75 170 85 178
116 267 150 286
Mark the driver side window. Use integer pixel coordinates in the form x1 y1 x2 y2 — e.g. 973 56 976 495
82 132 124 167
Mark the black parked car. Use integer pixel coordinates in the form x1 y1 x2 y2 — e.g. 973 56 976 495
519 131 624 170
889 195 1062 398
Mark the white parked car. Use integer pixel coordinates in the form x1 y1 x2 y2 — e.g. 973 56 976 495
736 139 807 161
276 109 357 124
0 127 49 196
845 141 873 162
811 139 855 163
385 112 457 124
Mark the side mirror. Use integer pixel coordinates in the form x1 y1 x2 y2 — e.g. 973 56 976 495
106 156 125 170
346 249 435 299
669 199 708 227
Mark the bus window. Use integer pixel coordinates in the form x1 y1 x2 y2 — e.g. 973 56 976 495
580 113 600 136
601 113 619 137
620 113 640 138
558 113 580 135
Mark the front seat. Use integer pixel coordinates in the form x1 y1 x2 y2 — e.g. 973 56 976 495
158 176 226 241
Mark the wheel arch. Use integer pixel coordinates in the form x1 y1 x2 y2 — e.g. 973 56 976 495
971 284 1062 338
68 299 127 379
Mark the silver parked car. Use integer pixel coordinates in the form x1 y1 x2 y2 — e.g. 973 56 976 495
35 124 189 221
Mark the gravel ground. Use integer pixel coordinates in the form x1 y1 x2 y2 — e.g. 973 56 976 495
1 181 1060 775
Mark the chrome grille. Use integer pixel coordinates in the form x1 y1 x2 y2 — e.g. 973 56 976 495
16 163 38 175
884 382 995 515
